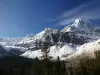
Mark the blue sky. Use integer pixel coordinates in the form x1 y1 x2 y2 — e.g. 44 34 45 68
0 0 100 37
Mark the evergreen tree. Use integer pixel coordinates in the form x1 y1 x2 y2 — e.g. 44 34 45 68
19 64 26 75
62 61 68 75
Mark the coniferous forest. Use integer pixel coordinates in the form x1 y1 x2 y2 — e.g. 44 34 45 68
0 41 100 75
0 51 100 75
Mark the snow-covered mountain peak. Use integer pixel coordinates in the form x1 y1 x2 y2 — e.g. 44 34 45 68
15 28 59 47
61 18 94 32
72 18 82 27
73 18 92 28
44 28 53 31
0 18 100 60
25 34 35 38
44 28 59 34
35 28 58 38
72 18 88 27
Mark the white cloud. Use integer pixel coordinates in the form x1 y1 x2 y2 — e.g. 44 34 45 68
58 0 100 26
59 19 75 26
61 4 88 18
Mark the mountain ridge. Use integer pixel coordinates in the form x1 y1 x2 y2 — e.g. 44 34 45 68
0 18 100 59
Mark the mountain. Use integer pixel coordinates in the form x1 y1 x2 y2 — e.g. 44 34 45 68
0 44 24 56
17 19 100 48
13 19 88 49
0 38 23 47
21 44 76 60
20 18 100 59
0 44 9 56
61 18 93 33
62 18 100 42
66 39 100 61
14 28 60 49
0 18 100 59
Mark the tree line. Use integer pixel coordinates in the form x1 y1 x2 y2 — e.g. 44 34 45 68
0 40 100 75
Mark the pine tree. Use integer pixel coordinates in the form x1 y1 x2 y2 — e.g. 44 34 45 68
8 67 13 75
62 61 68 75
54 56 64 75
19 65 26 75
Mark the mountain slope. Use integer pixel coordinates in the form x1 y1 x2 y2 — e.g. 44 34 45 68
0 18 100 59
62 18 100 42
20 18 100 59
16 18 100 49
21 44 76 59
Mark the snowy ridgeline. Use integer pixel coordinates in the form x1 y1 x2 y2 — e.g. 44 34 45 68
0 18 100 60
20 39 100 60
20 44 76 59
